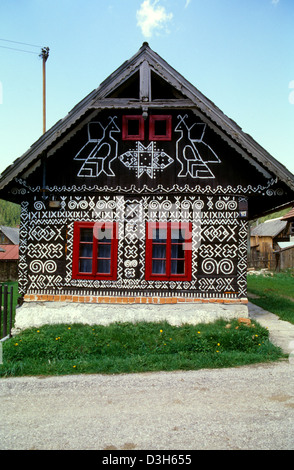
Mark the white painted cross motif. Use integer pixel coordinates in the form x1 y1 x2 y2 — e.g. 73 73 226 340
119 141 173 179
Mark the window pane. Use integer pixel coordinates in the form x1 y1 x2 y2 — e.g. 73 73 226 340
171 243 185 258
128 119 140 135
152 260 166 274
98 244 111 258
80 228 93 242
97 227 112 242
79 244 93 258
79 259 92 273
154 119 167 136
97 259 111 274
171 228 185 242
152 228 167 242
152 244 166 259
171 259 185 275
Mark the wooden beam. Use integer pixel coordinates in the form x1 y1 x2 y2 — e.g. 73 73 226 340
140 60 151 101
91 98 195 109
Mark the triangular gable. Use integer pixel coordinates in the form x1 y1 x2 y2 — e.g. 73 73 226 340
0 43 294 215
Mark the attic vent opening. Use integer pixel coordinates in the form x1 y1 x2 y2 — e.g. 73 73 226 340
151 71 185 100
106 71 140 99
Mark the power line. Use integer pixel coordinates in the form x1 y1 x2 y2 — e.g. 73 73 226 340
0 38 42 48
0 44 39 54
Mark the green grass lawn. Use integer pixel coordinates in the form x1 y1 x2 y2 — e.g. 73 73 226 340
247 271 294 325
1 273 292 377
0 319 284 377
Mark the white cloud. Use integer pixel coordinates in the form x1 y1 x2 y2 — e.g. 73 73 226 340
136 0 173 38
271 0 280 5
185 0 191 8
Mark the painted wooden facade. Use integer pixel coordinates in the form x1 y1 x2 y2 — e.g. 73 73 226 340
1 43 294 307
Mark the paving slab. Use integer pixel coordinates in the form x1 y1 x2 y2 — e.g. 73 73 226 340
248 302 294 354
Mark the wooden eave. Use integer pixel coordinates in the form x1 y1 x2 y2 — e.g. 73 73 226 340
0 42 294 194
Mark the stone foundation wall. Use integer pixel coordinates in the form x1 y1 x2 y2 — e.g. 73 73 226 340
13 297 248 332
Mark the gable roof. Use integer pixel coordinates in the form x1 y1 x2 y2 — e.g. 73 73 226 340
0 244 19 260
0 42 294 193
0 226 19 245
281 207 294 221
251 219 288 237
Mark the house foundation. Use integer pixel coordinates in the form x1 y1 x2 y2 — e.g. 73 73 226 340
13 297 248 332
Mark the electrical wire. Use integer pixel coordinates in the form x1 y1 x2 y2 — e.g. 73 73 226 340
0 44 39 54
0 38 42 48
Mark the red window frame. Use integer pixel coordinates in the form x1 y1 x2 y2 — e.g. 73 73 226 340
149 115 172 141
145 222 192 281
122 115 145 140
72 221 118 280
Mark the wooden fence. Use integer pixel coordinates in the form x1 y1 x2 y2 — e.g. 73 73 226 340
248 248 294 272
0 284 14 340
248 251 278 271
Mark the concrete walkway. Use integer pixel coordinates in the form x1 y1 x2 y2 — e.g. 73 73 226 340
1 302 294 451
248 301 294 355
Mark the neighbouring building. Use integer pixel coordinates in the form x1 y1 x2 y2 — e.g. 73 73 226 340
0 225 19 281
0 43 294 328
250 219 291 254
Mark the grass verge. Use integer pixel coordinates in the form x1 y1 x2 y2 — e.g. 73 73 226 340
0 320 285 377
247 271 294 325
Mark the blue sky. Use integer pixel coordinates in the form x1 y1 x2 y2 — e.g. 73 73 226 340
0 0 293 176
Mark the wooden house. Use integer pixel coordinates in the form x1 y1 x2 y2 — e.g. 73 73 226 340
0 244 19 281
0 225 19 245
0 43 294 326
278 208 294 270
0 226 19 281
281 207 294 228
250 219 290 254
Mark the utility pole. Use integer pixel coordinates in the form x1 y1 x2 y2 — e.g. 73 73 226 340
40 47 49 134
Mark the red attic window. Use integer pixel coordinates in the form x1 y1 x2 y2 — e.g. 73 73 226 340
149 115 172 141
122 115 172 141
122 115 145 140
72 222 118 280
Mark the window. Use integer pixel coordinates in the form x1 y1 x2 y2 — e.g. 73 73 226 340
122 115 145 140
72 222 118 280
149 115 172 141
122 114 172 141
145 222 192 281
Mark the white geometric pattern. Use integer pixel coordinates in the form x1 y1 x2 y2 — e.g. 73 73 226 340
19 195 248 299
